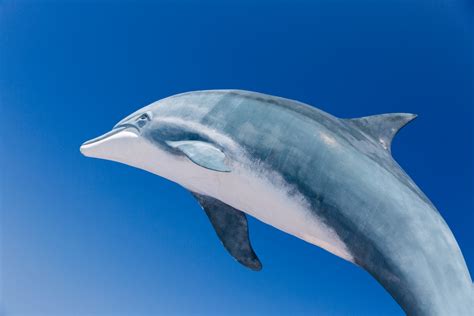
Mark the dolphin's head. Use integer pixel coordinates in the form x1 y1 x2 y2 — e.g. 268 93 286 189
80 107 167 173
80 97 233 188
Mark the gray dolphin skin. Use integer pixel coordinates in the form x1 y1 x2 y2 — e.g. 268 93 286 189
81 90 473 315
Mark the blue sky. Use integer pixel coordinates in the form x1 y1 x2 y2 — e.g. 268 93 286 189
0 1 472 315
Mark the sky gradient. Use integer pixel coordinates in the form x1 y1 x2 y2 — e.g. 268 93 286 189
1 1 473 315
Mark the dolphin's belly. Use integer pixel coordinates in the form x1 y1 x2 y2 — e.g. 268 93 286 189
184 161 355 263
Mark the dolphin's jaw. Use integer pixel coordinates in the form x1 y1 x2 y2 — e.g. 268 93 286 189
80 127 176 180
80 127 204 185
80 128 140 161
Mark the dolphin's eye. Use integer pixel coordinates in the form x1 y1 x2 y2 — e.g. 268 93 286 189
139 114 149 120
136 113 150 127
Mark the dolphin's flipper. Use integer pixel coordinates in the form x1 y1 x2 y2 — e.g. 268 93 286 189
166 140 231 172
346 113 417 152
191 192 262 271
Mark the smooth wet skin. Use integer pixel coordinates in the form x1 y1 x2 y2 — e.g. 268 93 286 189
81 90 474 315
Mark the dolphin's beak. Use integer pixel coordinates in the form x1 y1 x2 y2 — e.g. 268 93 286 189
80 127 139 160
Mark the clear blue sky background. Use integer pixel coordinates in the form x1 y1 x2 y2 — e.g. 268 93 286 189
1 1 472 315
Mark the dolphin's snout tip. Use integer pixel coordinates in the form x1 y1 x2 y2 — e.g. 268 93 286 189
80 135 104 158
79 130 116 158
80 139 96 157
79 143 89 157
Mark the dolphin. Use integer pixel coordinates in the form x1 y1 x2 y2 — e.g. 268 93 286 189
80 90 473 315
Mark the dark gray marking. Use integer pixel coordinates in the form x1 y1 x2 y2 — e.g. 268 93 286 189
191 192 262 271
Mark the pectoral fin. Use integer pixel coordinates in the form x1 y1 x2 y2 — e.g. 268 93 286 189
166 140 231 172
191 192 262 271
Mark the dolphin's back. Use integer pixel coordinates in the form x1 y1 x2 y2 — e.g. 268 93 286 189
163 90 358 174
156 90 473 315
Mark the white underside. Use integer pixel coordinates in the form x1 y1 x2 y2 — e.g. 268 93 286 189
81 127 355 263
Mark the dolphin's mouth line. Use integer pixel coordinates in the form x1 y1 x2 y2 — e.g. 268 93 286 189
82 125 139 146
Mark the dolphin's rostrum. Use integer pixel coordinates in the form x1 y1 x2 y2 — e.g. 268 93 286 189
81 90 474 315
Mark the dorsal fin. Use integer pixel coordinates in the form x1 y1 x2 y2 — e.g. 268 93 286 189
347 113 417 152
